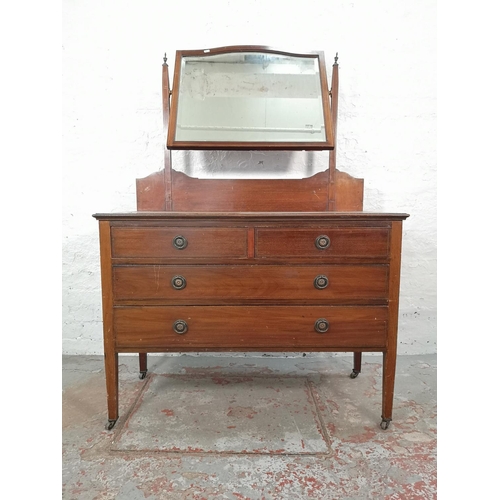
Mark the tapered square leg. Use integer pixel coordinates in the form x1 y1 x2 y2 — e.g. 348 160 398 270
350 352 362 378
99 220 119 430
380 220 403 430
139 353 148 379
381 349 397 429
104 351 119 429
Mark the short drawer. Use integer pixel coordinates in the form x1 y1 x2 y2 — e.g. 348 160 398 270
111 227 247 259
113 264 388 303
114 306 388 349
255 227 390 260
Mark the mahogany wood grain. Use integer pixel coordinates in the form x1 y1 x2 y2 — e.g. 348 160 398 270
112 264 388 303
114 305 388 349
162 57 171 147
98 221 118 422
139 353 147 373
382 221 403 422
111 226 248 259
353 352 362 373
94 212 408 222
136 170 166 211
171 170 329 212
330 59 339 154
247 228 255 258
135 168 364 214
256 227 390 259
319 50 334 149
162 58 172 210
332 169 364 212
328 60 339 209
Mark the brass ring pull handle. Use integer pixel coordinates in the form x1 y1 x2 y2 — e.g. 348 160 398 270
171 275 187 290
314 318 329 333
315 235 331 250
173 235 188 250
173 319 188 335
314 275 329 289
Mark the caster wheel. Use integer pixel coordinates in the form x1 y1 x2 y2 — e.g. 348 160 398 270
349 370 360 379
106 419 117 431
139 370 147 380
380 418 391 430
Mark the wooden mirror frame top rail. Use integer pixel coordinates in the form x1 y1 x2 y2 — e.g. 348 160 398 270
137 45 363 212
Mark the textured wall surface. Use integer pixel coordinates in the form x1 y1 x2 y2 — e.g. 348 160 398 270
62 0 436 355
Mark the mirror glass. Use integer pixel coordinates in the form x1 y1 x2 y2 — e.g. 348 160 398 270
169 50 331 148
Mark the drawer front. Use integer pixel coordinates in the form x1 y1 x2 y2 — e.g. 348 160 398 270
114 306 388 349
111 227 248 259
113 265 388 303
255 228 390 259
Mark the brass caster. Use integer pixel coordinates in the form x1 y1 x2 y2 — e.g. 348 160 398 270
139 370 148 380
105 419 117 431
380 418 392 430
349 370 360 379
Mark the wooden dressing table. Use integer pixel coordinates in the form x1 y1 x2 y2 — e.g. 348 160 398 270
94 46 408 431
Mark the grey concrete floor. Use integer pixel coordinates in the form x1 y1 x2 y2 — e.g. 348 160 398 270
62 353 436 499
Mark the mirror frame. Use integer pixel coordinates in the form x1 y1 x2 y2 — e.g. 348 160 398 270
167 45 334 151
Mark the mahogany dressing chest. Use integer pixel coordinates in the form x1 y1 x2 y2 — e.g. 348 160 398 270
93 46 409 431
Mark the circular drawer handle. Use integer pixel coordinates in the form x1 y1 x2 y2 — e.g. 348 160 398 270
173 319 188 335
173 235 188 250
314 275 329 289
315 235 331 250
171 275 187 290
314 318 330 334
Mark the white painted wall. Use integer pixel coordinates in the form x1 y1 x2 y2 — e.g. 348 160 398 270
62 0 436 355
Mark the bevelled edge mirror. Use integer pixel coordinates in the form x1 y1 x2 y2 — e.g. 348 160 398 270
167 46 335 151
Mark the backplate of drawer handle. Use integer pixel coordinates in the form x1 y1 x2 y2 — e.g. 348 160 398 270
315 235 331 250
173 235 188 250
313 275 329 289
171 275 187 290
173 319 188 335
314 318 329 333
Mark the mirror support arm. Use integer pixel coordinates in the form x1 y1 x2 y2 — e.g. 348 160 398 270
162 54 173 210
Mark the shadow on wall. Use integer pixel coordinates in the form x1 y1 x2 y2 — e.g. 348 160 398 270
172 150 328 179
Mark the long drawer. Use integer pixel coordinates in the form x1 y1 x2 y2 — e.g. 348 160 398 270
256 227 390 259
114 306 388 349
113 264 388 303
111 227 248 259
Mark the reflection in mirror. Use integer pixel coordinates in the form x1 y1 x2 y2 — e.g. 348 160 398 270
172 51 329 145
